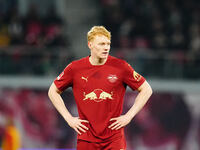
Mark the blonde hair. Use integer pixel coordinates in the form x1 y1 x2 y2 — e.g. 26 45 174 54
87 26 111 42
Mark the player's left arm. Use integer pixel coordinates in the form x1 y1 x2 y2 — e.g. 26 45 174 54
109 81 152 130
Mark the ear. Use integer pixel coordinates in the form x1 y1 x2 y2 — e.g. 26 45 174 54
88 41 92 49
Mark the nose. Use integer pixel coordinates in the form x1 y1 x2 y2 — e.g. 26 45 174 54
104 44 110 51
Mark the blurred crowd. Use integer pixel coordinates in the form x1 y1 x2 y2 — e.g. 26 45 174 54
99 0 200 79
0 89 198 149
0 3 73 75
99 0 200 53
0 4 67 47
0 0 200 78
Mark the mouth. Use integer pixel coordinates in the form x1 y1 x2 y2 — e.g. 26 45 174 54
102 52 108 55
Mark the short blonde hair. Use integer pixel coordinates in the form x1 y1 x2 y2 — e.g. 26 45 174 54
87 26 111 42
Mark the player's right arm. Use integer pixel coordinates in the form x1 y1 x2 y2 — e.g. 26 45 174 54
48 82 89 135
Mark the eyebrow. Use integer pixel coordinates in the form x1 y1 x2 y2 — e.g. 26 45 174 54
102 41 111 44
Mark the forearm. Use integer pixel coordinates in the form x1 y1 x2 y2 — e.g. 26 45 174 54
125 83 152 120
48 86 72 123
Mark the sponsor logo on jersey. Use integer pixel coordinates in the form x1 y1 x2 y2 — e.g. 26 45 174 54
107 74 118 83
83 89 113 102
133 71 141 81
81 76 88 82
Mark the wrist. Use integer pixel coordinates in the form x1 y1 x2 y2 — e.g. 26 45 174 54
125 113 132 122
64 114 73 123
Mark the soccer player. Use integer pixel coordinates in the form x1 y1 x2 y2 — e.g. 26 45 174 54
48 26 152 150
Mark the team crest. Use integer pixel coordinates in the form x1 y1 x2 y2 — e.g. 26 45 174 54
133 71 141 81
107 74 118 83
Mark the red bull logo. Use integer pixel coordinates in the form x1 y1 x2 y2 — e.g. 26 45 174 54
83 89 113 102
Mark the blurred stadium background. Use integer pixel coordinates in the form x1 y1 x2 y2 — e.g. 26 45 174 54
0 0 200 149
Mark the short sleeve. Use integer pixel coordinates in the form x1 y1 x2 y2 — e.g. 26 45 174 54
54 63 73 91
123 62 145 90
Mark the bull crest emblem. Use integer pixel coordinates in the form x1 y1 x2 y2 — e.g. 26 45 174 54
83 89 113 102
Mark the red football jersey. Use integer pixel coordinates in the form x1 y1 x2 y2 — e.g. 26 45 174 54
54 55 145 142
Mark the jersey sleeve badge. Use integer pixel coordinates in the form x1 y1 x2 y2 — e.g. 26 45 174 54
133 71 142 81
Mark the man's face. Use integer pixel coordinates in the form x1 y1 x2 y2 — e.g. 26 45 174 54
88 35 111 59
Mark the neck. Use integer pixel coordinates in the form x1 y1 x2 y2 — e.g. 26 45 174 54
89 55 108 65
